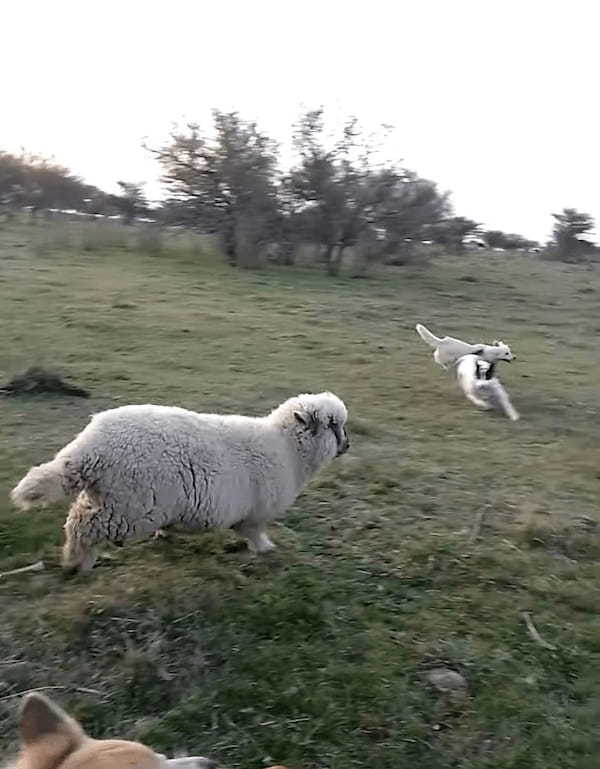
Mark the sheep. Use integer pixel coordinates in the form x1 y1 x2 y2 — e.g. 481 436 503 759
10 392 350 572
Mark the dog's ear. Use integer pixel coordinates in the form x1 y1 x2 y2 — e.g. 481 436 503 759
294 409 319 435
492 340 505 347
472 346 485 355
19 692 85 745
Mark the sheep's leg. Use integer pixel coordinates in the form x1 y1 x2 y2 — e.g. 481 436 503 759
232 520 276 553
63 525 99 572
252 531 276 553
62 539 98 573
62 493 139 572
62 496 97 572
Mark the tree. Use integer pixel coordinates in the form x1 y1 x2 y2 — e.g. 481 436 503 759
113 181 148 224
548 208 596 261
373 173 450 264
288 109 449 275
150 111 279 267
425 216 480 252
285 109 346 273
0 151 103 212
483 229 539 250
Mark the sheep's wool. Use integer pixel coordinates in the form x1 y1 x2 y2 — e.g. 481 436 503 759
11 393 349 570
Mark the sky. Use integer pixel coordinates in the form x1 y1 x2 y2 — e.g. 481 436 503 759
3 0 599 243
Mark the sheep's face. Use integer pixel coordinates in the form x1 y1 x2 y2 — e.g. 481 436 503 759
291 392 350 460
328 415 350 457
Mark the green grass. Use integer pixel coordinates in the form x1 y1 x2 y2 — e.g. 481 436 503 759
1 218 599 768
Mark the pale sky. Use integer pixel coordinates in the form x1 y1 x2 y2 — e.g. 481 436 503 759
3 0 598 243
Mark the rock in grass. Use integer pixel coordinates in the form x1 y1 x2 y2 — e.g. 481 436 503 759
426 667 468 701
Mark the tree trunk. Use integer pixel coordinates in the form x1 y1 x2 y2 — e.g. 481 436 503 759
236 213 263 269
326 245 345 276
323 243 335 273
223 221 237 266
281 242 296 265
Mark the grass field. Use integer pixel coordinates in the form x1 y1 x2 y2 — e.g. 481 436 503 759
1 219 599 768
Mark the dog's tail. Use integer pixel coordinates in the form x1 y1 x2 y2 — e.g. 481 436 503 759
11 459 74 510
415 323 442 348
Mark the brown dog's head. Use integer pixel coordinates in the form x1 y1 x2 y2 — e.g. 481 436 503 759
10 692 291 769
11 692 216 769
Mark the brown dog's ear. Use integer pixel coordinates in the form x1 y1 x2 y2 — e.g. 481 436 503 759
19 692 85 745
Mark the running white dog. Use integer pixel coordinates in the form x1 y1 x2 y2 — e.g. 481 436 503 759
415 323 515 369
455 353 519 421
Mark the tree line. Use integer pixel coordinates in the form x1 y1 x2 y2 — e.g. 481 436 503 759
0 152 148 224
150 109 505 273
1 110 597 271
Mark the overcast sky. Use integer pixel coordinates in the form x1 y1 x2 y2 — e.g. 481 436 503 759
3 0 598 243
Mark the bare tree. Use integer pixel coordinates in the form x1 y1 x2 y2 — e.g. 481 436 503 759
0 151 104 213
483 230 539 250
113 181 148 224
547 208 596 262
149 112 279 267
424 216 481 252
288 109 449 275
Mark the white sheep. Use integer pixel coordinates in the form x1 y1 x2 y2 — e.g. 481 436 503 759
11 392 350 572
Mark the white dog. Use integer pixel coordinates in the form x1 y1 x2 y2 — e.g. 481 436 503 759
415 323 515 369
455 353 519 421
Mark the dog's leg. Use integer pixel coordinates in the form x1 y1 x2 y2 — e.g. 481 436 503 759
466 391 491 410
495 384 520 421
506 405 520 421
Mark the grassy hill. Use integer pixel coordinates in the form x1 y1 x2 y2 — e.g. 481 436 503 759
1 218 598 768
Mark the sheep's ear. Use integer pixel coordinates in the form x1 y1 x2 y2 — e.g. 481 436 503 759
294 410 310 428
294 410 318 435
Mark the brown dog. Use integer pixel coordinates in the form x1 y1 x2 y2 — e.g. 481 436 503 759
7 692 289 769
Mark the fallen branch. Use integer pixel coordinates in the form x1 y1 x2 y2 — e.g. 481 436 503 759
522 612 557 651
0 561 45 580
0 685 103 703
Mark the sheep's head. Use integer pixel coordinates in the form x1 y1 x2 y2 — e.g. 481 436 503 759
274 392 350 462
293 392 349 458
